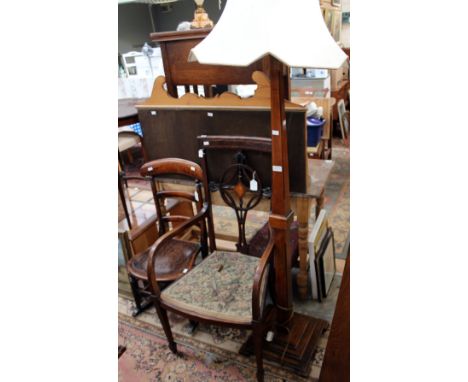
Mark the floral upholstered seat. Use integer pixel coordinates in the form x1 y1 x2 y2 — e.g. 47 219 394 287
161 251 260 324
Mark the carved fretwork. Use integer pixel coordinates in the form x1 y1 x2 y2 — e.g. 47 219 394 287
198 136 270 255
218 151 263 253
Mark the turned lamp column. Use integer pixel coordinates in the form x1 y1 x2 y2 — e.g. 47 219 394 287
268 55 294 325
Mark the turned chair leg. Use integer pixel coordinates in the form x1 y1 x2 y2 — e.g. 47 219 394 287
154 302 178 354
253 325 265 382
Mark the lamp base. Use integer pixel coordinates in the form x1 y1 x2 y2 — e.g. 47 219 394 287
240 310 328 377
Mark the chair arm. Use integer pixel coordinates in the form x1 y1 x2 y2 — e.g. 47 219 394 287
147 203 210 297
252 226 275 322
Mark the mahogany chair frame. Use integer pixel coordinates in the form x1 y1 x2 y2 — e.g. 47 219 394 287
197 135 273 255
148 220 275 382
125 158 211 316
146 148 278 381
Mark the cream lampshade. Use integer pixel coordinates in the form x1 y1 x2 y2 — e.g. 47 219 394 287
189 0 346 69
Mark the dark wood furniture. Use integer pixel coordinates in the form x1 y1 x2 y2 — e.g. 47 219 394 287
148 143 276 382
196 134 299 264
137 72 307 193
237 57 328 377
118 345 126 358
319 253 350 382
135 72 335 302
150 29 289 98
118 98 145 127
124 158 210 317
135 37 334 373
118 166 132 229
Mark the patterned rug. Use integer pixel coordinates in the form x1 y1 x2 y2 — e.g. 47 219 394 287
119 320 272 382
119 297 328 382
322 145 350 259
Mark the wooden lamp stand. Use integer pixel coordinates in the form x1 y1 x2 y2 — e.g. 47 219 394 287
240 56 328 377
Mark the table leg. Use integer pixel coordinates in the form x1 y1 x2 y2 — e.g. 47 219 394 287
296 196 311 300
316 192 324 220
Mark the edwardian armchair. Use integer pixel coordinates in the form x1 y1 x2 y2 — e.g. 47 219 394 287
125 158 210 316
147 137 290 382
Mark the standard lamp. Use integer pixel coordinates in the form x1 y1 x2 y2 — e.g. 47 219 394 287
189 0 346 375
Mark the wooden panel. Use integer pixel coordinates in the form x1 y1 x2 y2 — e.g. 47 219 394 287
319 255 350 382
151 29 264 86
165 39 264 85
139 108 307 193
138 72 302 111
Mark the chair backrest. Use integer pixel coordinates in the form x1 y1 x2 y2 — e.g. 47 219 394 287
197 135 272 254
140 158 207 238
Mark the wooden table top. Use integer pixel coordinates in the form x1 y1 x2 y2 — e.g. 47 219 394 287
118 98 147 119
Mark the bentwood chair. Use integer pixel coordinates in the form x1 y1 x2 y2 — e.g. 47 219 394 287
125 158 210 316
148 137 287 382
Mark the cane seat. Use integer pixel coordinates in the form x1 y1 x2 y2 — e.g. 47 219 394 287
127 239 201 282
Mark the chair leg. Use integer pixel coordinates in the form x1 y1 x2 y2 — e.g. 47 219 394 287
154 302 178 354
253 325 265 382
187 320 199 334
128 275 143 313
118 152 128 187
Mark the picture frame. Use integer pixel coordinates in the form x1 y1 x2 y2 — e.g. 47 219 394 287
317 228 336 298
308 209 328 301
337 99 349 142
310 253 324 302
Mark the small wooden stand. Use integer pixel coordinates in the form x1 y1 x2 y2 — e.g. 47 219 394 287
240 309 328 377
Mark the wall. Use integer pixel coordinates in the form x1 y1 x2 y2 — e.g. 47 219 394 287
118 3 154 53
118 1 226 54
151 1 226 32
118 1 348 52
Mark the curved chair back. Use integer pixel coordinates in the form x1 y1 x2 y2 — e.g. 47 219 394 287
140 158 208 240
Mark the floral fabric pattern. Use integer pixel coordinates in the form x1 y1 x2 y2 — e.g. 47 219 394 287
161 251 259 324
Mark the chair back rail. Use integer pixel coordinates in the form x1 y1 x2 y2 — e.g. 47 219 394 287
198 135 272 153
198 135 271 254
140 158 207 239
